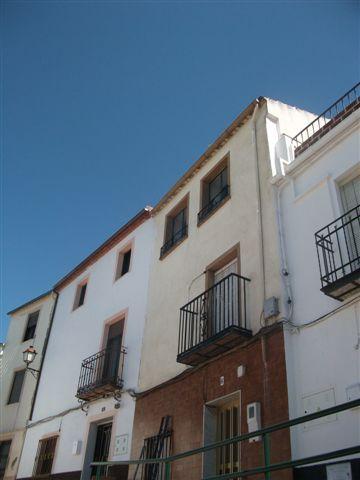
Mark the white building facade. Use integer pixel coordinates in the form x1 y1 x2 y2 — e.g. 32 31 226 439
16 208 154 480
0 291 57 480
271 84 360 479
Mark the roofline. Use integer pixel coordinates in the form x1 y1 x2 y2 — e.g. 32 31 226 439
152 97 266 214
54 207 152 291
7 290 55 315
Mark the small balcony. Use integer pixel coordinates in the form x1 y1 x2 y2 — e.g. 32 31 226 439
315 205 360 301
177 273 252 366
76 346 126 401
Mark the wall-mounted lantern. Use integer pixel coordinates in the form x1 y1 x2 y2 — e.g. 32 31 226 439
23 346 40 378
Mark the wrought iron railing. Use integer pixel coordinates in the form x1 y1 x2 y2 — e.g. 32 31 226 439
315 204 360 290
76 345 126 399
198 185 230 224
178 273 250 356
91 398 360 480
292 82 360 154
160 225 188 258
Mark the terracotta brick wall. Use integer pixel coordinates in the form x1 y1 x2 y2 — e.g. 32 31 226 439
130 325 292 480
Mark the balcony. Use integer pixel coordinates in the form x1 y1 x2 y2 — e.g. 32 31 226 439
315 205 360 301
177 273 252 366
198 185 230 225
76 346 126 401
292 82 360 157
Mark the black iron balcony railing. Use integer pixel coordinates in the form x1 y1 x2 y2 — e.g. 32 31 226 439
292 82 360 156
160 225 188 258
315 204 360 300
76 346 126 401
198 185 230 224
177 273 251 365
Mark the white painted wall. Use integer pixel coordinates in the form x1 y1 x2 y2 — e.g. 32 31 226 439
272 108 360 460
17 217 155 478
0 292 56 480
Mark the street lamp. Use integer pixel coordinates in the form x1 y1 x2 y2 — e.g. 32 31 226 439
23 346 40 377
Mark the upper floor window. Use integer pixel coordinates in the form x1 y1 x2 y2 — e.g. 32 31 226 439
115 247 132 280
198 157 230 225
8 370 25 404
160 196 189 258
73 280 88 310
33 436 58 476
23 310 39 341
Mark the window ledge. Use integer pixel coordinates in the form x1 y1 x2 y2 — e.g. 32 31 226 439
197 194 231 227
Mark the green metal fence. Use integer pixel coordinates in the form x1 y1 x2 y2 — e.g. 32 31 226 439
92 398 360 480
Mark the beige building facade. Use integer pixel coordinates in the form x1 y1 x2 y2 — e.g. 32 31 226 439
0 291 57 480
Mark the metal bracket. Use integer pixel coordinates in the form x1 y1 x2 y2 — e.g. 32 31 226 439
113 390 122 402
78 399 90 414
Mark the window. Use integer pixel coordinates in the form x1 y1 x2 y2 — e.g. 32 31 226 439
23 310 39 341
160 196 189 258
115 248 132 280
8 370 25 404
0 441 11 480
33 437 58 476
198 158 230 224
73 280 88 310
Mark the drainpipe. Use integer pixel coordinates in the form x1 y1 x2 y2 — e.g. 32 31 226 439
29 290 59 421
251 100 271 477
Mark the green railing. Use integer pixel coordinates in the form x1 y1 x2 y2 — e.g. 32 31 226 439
92 398 360 480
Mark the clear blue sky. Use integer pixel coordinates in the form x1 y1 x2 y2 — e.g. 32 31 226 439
1 1 359 339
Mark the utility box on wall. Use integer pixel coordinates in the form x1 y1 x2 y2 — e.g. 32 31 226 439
247 402 261 442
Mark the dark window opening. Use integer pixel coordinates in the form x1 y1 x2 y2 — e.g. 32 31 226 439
198 164 229 224
34 437 57 476
161 205 188 258
91 423 112 477
74 281 88 310
23 311 39 341
116 249 132 280
0 441 11 480
8 370 25 404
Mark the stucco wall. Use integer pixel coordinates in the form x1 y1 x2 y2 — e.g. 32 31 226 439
17 218 155 477
138 99 314 392
274 108 360 460
0 292 56 480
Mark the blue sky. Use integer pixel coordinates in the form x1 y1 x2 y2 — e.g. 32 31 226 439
1 0 359 339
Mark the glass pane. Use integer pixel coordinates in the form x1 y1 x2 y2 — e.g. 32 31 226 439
8 370 25 404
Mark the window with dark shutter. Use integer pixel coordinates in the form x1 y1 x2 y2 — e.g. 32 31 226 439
8 370 25 404
160 196 189 258
23 311 40 341
33 437 57 476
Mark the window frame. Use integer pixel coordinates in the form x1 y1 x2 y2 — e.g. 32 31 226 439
7 369 26 405
23 310 40 342
114 241 134 282
160 194 189 259
33 435 58 477
198 155 230 226
72 278 89 311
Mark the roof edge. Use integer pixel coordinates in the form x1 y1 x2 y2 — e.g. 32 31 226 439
152 97 266 214
7 290 55 316
54 207 152 291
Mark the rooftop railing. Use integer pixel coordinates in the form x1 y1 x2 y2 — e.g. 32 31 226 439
292 82 360 156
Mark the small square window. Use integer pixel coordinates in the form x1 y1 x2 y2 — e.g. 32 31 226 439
73 281 88 310
33 436 58 476
8 370 25 404
23 311 40 342
115 248 132 280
